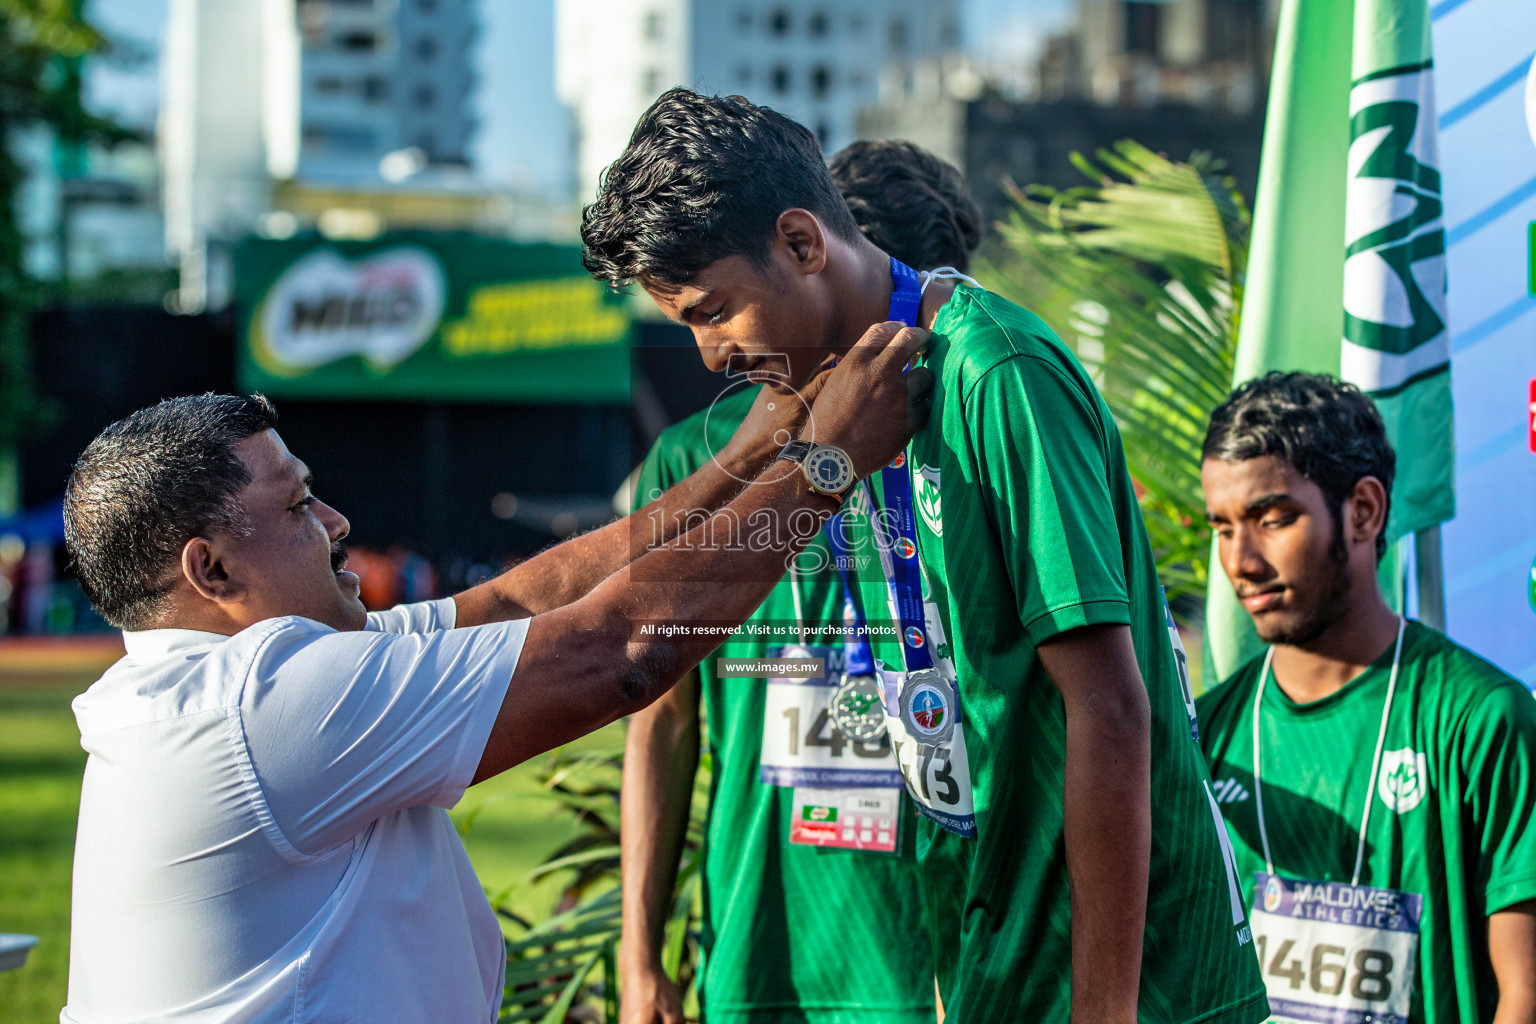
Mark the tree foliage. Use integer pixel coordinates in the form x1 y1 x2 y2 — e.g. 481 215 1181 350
980 141 1249 613
0 0 131 451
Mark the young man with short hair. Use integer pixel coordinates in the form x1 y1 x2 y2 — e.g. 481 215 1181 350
1198 372 1536 1024
584 87 1267 1024
618 141 983 1024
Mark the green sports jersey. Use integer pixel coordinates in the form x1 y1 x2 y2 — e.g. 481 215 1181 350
1197 620 1536 1024
841 285 1268 1022
633 386 935 1024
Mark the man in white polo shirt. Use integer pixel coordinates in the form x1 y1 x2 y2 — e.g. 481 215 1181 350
58 320 928 1024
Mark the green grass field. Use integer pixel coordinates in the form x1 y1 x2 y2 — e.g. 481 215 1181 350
0 667 622 1024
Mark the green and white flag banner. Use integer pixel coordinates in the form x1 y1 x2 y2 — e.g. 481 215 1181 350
1341 0 1455 550
1342 62 1450 395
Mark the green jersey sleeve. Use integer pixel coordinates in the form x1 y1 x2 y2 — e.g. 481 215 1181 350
1459 680 1536 913
961 353 1131 646
632 448 662 515
633 437 686 512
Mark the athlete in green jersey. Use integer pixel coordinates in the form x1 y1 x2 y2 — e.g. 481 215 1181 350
618 141 980 1024
837 284 1263 1023
626 389 934 1024
1198 373 1536 1024
584 88 1267 1024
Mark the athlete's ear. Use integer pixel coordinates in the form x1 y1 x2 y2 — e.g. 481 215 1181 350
1347 476 1389 548
775 209 827 276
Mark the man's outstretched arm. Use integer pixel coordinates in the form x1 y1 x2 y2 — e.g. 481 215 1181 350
454 378 827 626
1037 623 1152 1024
472 321 931 781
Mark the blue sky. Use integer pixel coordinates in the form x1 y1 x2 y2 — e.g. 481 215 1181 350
85 0 1072 197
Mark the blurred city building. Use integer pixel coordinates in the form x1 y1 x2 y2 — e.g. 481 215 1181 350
291 0 477 181
556 0 961 205
15 66 167 301
160 0 556 313
860 0 1277 222
1063 0 1276 109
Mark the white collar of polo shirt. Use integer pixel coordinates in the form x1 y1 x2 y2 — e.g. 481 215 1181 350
121 627 233 658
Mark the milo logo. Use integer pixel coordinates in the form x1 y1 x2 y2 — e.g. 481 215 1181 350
254 246 447 374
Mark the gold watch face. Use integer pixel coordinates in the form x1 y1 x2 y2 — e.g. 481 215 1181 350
803 446 854 495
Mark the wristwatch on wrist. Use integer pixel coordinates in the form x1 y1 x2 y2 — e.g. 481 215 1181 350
777 440 856 499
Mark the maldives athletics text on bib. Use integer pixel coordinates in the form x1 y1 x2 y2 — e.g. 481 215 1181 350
1248 873 1421 1024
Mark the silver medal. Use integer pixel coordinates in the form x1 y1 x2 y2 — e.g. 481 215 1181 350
829 673 887 742
898 668 956 746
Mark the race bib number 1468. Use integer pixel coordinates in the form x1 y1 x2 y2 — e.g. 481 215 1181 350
1248 873 1422 1024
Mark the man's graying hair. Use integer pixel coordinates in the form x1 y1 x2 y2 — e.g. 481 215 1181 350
64 393 279 630
1203 372 1396 561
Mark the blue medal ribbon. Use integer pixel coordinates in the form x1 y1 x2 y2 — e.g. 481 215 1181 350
822 257 933 675
872 465 934 673
874 256 934 674
888 255 922 326
826 514 874 675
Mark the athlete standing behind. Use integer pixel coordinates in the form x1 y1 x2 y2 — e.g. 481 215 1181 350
587 89 1266 1024
1197 373 1536 1024
618 139 981 1024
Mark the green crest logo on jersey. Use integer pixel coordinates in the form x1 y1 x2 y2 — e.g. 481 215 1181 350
915 464 943 537
1377 748 1428 814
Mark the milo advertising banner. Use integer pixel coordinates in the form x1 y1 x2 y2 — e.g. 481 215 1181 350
236 233 631 402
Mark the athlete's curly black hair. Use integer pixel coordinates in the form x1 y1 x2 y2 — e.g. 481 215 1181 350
581 88 863 288
1203 372 1396 561
829 139 982 273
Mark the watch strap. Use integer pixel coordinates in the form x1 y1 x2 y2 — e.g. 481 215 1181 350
776 439 816 465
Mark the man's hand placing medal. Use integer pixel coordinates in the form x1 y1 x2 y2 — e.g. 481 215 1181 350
794 320 933 481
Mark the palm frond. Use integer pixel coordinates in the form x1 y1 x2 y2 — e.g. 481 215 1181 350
501 890 622 1023
489 738 711 1023
979 140 1249 617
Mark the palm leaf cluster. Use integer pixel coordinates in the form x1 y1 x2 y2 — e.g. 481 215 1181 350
980 141 1249 613
496 736 709 1023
